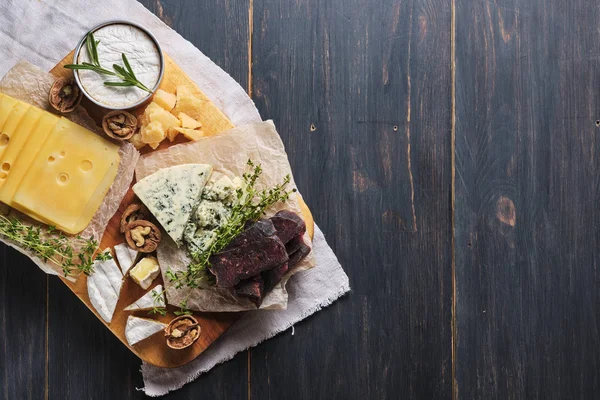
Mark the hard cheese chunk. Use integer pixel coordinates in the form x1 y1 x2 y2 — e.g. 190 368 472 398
0 111 60 206
133 164 213 244
13 117 120 234
0 106 43 188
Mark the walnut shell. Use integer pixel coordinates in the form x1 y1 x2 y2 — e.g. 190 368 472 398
120 203 150 233
164 316 201 350
48 77 82 113
124 220 161 253
102 110 138 140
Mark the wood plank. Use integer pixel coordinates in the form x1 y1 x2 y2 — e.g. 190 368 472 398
0 250 47 400
250 0 453 398
46 0 251 397
454 0 600 397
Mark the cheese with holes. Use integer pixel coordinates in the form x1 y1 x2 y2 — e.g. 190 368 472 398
0 111 59 206
0 99 30 159
133 164 213 244
0 94 18 132
125 316 167 346
0 106 43 188
13 117 120 234
87 253 123 323
124 284 165 311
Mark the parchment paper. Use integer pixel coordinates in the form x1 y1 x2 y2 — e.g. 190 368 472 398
0 60 139 276
135 121 315 311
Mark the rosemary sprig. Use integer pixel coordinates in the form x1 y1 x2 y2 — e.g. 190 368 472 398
169 160 295 289
64 32 152 93
0 214 109 276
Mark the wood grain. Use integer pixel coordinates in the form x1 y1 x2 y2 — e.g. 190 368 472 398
0 250 47 400
250 0 453 399
454 0 600 398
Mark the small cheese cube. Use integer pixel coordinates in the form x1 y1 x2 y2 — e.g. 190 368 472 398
139 102 163 126
129 256 160 290
173 85 204 120
149 108 180 133
129 133 146 149
153 89 177 111
141 121 166 144
178 112 202 129
174 127 205 141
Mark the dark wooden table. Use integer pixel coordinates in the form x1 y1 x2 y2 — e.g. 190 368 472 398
2 0 599 398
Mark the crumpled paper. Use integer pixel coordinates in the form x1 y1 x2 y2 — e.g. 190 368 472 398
0 60 139 276
135 120 315 311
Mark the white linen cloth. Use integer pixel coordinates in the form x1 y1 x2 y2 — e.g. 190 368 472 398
0 0 350 396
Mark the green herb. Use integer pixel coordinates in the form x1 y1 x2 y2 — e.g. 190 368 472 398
169 160 295 289
64 32 152 93
0 214 109 276
174 300 193 316
148 288 167 316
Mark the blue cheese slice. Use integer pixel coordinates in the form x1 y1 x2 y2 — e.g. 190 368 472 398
125 316 167 346
132 164 213 244
124 284 165 311
114 243 138 275
87 252 123 323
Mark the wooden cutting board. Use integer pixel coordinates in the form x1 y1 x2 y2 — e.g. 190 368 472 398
49 51 314 368
49 51 239 368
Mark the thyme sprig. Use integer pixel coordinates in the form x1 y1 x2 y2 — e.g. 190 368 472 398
147 160 295 315
64 32 152 93
170 160 295 290
0 215 110 276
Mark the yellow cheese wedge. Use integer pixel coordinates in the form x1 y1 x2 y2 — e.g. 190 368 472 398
0 106 43 188
13 117 120 234
0 99 30 159
0 111 59 206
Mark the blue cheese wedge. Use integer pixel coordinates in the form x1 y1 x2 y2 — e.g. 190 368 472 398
183 174 242 254
125 316 167 346
133 164 213 244
114 243 138 275
87 252 123 323
124 284 165 311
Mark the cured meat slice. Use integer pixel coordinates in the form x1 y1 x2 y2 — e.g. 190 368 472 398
262 262 289 292
235 275 265 307
288 234 311 268
270 210 306 244
209 219 288 288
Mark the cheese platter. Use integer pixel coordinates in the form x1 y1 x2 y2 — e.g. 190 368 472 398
0 20 314 368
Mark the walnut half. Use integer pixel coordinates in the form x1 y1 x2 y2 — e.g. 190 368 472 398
48 77 82 113
120 203 150 233
165 316 201 350
124 220 161 253
102 110 138 141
